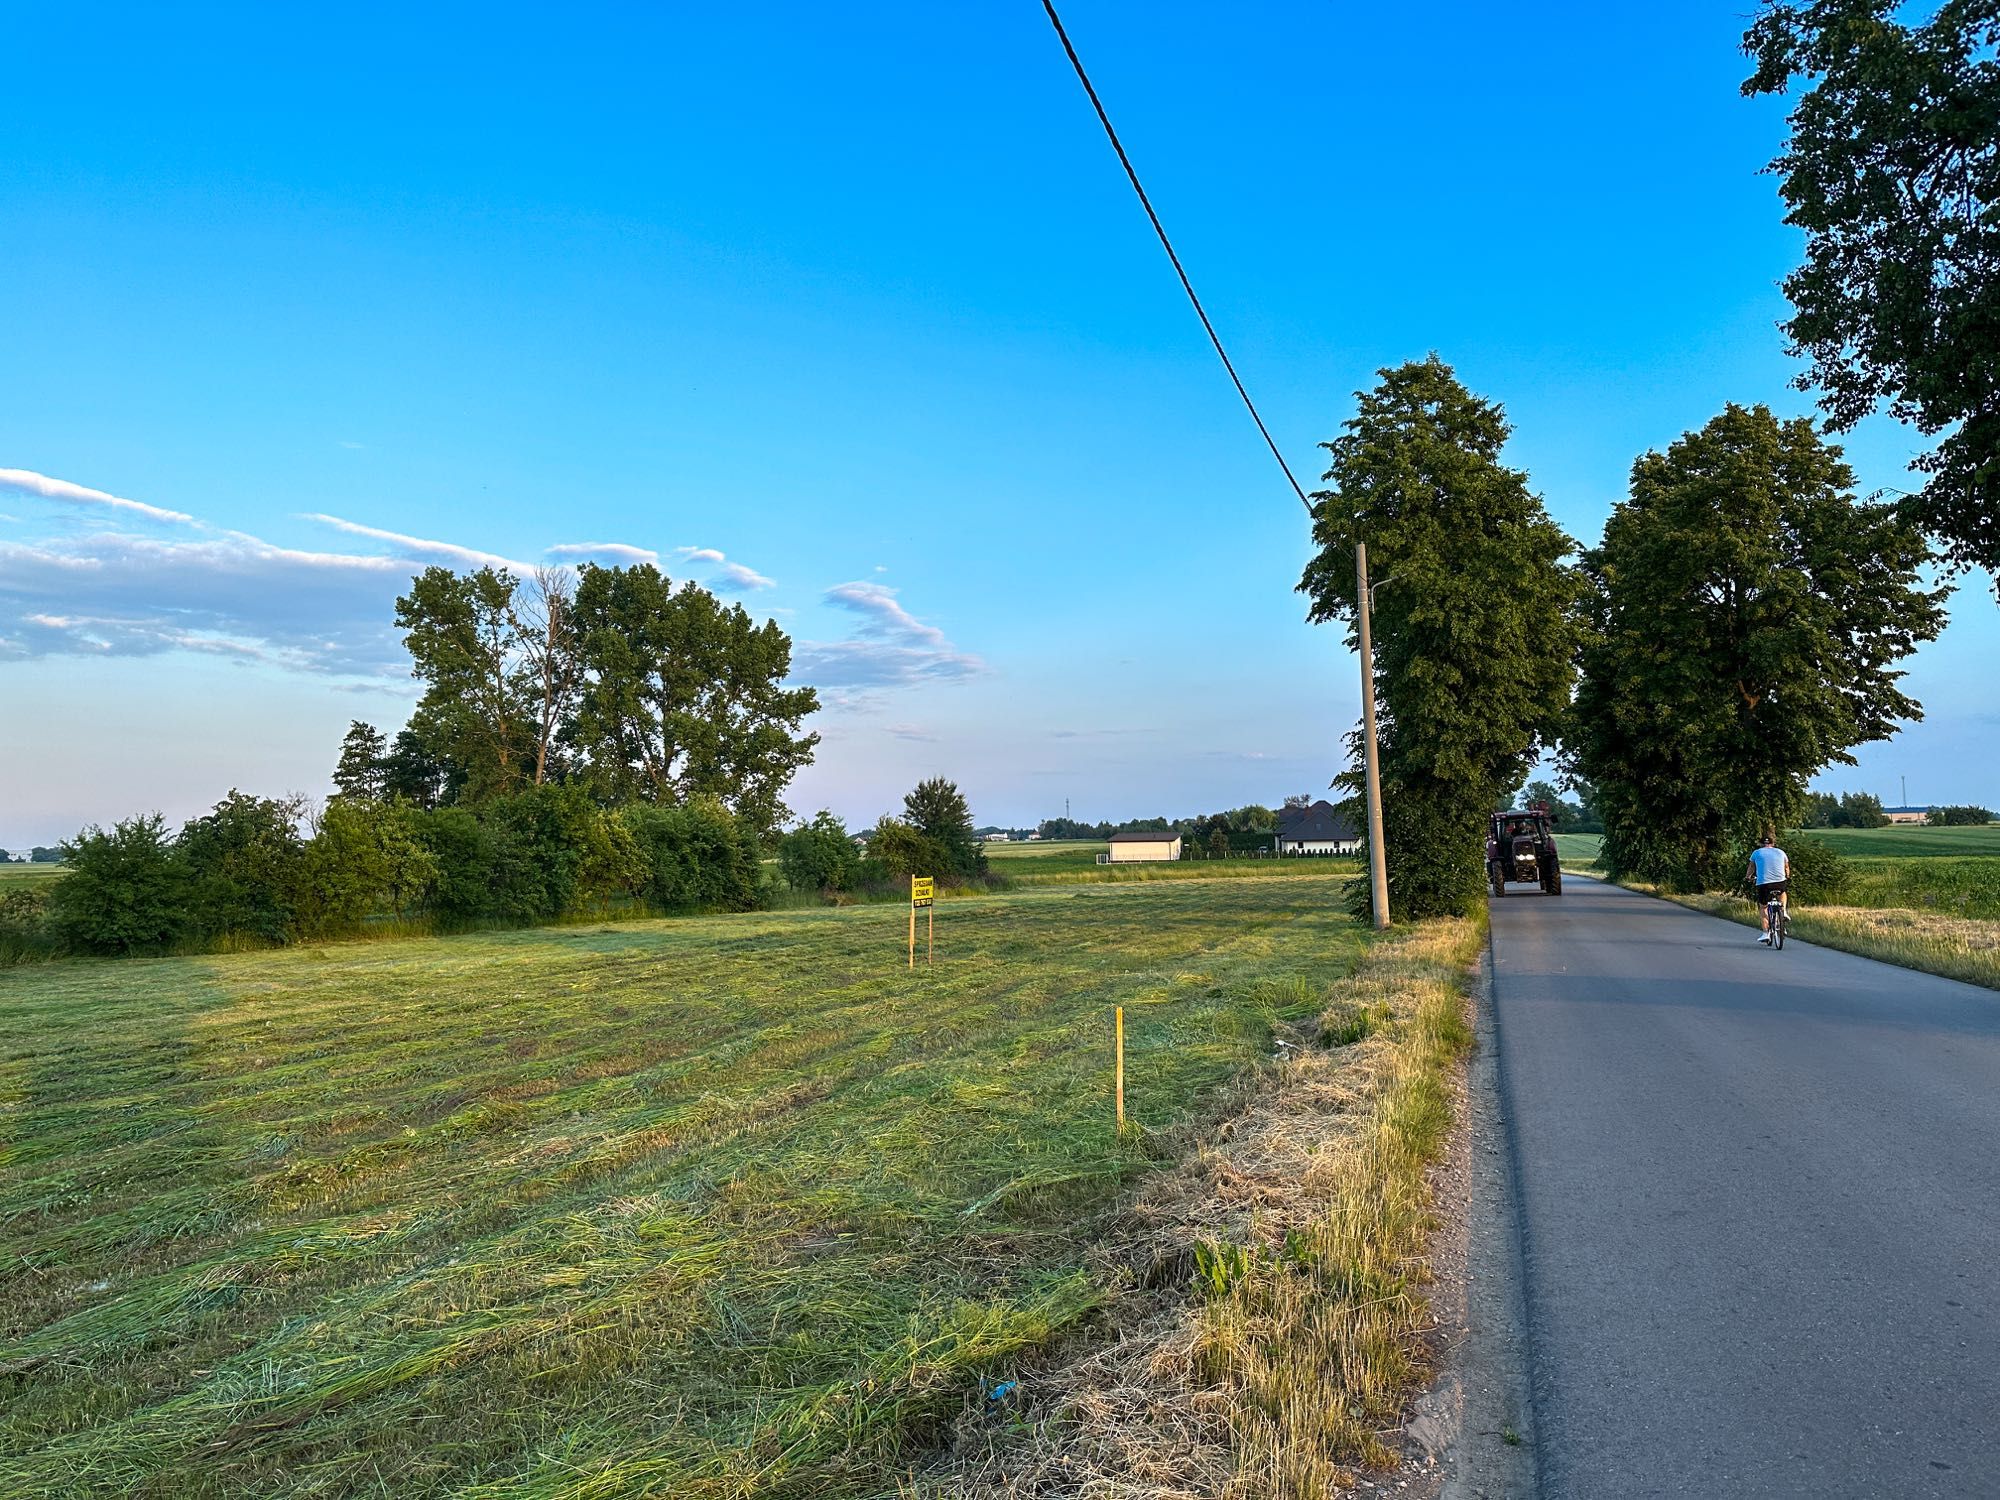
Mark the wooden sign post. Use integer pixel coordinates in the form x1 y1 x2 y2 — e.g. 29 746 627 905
909 876 935 969
1114 1006 1125 1133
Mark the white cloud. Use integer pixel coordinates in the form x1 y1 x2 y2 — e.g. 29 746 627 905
0 531 408 674
715 560 777 591
885 722 938 742
546 541 660 566
669 543 777 591
300 513 527 572
823 580 948 646
797 581 984 688
0 468 196 525
793 640 984 688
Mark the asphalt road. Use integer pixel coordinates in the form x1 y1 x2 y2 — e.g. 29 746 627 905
1488 875 2000 1498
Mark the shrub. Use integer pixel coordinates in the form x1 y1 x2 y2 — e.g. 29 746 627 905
417 806 497 925
1784 837 1850 903
778 811 859 893
288 800 441 938
623 798 761 912
178 791 304 944
0 883 56 963
482 785 604 921
1728 835 1849 904
48 815 190 955
866 818 960 887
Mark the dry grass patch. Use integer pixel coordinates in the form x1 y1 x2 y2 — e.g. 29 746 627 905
925 917 1481 1498
1649 891 2000 990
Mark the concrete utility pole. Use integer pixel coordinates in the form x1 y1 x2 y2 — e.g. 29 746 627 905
1357 542 1390 929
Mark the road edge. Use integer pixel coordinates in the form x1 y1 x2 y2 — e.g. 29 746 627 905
1430 933 1540 1499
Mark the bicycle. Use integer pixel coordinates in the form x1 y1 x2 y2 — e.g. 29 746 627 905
1763 890 1787 951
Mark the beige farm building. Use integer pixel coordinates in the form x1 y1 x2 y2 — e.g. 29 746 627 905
1104 830 1182 862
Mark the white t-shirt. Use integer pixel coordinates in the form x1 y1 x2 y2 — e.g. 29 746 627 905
1749 846 1789 885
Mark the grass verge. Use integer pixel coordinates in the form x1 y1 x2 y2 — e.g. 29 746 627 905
926 914 1482 1497
1630 887 2000 991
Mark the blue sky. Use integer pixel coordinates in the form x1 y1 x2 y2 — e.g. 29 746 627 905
3 1 1993 846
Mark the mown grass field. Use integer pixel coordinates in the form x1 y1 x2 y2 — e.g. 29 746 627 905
1 870 1367 1496
0 865 64 886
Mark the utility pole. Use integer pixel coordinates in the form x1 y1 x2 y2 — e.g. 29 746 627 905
1357 542 1390 929
1901 775 1908 810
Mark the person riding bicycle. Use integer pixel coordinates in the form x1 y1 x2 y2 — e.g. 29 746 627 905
1747 830 1789 945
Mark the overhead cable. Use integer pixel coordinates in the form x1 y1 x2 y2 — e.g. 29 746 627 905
1038 0 1312 512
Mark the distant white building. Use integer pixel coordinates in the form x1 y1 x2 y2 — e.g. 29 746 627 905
1276 800 1361 856
1104 830 1181 862
983 831 1012 843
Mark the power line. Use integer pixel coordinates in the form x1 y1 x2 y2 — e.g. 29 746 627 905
1038 0 1312 513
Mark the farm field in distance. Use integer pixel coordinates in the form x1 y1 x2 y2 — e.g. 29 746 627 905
1794 822 2000 858
1 868 1364 1496
0 865 64 885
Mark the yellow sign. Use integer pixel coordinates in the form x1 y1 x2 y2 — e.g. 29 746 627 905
910 876 935 908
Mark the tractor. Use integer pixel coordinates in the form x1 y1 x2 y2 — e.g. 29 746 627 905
1487 804 1562 897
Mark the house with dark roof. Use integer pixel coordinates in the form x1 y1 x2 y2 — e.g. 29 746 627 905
1276 799 1360 856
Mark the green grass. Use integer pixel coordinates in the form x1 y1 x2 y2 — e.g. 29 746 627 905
0 871 1367 1496
981 840 1105 860
1553 833 1603 871
1797 823 2000 858
0 865 64 885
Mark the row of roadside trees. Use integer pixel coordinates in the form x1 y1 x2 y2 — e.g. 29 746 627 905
1300 361 1947 914
1304 3 2000 914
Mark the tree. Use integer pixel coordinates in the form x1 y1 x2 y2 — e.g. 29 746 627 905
519 566 581 785
1744 2 2000 586
866 817 959 884
381 713 461 809
1299 356 1583 919
1570 405 1945 889
1226 804 1277 832
778 811 861 893
396 565 531 802
48 815 188 954
902 777 985 879
568 564 819 836
29 846 61 863
331 721 390 801
1929 803 1995 825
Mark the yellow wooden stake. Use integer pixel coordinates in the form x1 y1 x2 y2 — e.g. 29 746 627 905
908 904 915 969
1114 1005 1125 1133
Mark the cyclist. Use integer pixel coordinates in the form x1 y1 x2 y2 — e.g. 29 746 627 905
1747 830 1790 945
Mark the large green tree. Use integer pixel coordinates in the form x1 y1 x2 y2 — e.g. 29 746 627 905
901 776 984 879
1299 356 1582 919
395 566 533 801
568 564 818 835
1743 0 2000 585
1570 404 1944 889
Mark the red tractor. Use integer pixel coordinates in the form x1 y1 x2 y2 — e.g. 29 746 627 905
1487 804 1562 897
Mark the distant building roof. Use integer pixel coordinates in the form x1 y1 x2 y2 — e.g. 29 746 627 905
1883 806 1933 814
1277 799 1359 843
1107 829 1180 843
